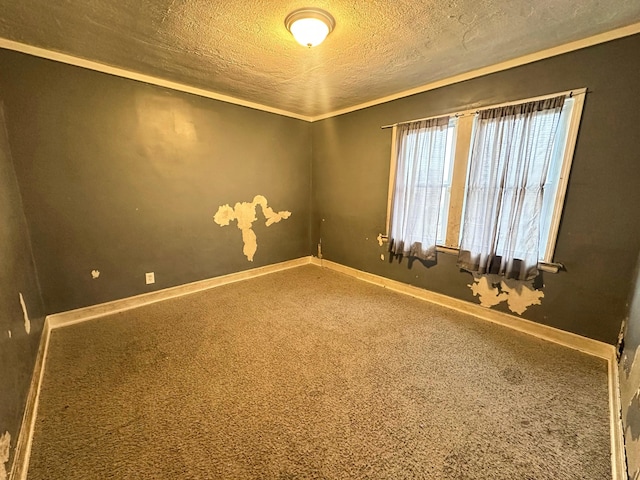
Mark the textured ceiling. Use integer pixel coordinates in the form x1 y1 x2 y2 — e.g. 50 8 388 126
1 0 640 118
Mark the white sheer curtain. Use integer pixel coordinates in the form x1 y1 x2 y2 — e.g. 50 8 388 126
389 116 450 261
457 96 565 280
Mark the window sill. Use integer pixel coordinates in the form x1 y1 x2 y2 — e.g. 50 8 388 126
378 235 563 273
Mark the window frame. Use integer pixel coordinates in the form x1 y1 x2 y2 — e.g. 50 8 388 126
383 88 586 271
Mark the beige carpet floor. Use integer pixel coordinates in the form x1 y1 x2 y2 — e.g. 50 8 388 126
28 265 611 479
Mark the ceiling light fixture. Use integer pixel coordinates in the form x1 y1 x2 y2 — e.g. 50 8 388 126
285 8 335 48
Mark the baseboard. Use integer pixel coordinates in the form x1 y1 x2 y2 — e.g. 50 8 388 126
316 259 626 479
319 259 612 358
10 257 318 479
16 256 627 480
47 256 315 330
608 352 628 480
9 317 52 480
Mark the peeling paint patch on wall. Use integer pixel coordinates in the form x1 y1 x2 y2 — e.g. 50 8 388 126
18 292 30 334
0 431 10 480
91 270 100 279
468 274 544 315
622 347 640 480
469 276 508 307
627 388 640 439
214 195 291 261
620 251 640 480
625 387 640 480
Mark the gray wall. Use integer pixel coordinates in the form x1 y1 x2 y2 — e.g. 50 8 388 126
0 105 44 476
0 49 312 314
1 32 639 476
621 251 640 480
312 34 640 344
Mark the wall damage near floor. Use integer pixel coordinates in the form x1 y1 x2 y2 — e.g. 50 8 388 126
214 195 291 261
0 103 45 477
621 349 640 480
621 252 640 480
0 431 10 480
468 274 544 315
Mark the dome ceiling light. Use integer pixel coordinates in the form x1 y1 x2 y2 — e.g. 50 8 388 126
285 8 336 48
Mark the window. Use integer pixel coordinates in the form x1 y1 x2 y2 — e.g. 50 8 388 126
386 89 585 277
387 117 455 261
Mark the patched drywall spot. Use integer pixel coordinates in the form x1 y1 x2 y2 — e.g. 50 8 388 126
91 269 100 279
0 431 11 480
468 274 544 314
377 234 385 247
380 254 385 261
18 292 30 335
214 195 291 262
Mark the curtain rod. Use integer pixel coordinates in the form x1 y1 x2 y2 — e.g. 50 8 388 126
380 88 586 130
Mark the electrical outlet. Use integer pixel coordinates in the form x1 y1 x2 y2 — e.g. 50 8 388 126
145 272 155 285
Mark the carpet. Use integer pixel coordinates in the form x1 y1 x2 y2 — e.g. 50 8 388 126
27 265 611 479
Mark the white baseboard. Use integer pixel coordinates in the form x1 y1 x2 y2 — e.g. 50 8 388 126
309 256 322 266
608 353 628 480
17 256 627 480
316 259 625 479
319 259 612 358
10 317 51 480
13 257 316 479
47 256 315 330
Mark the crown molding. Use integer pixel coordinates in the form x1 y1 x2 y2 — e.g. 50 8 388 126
0 38 313 122
310 21 640 122
1 21 639 123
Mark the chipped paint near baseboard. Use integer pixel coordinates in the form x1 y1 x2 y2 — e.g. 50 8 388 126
625 391 640 480
610 351 628 480
0 431 10 480
620 252 640 480
621 347 640 480
468 274 544 315
18 293 30 335
213 195 291 262
9 317 52 480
